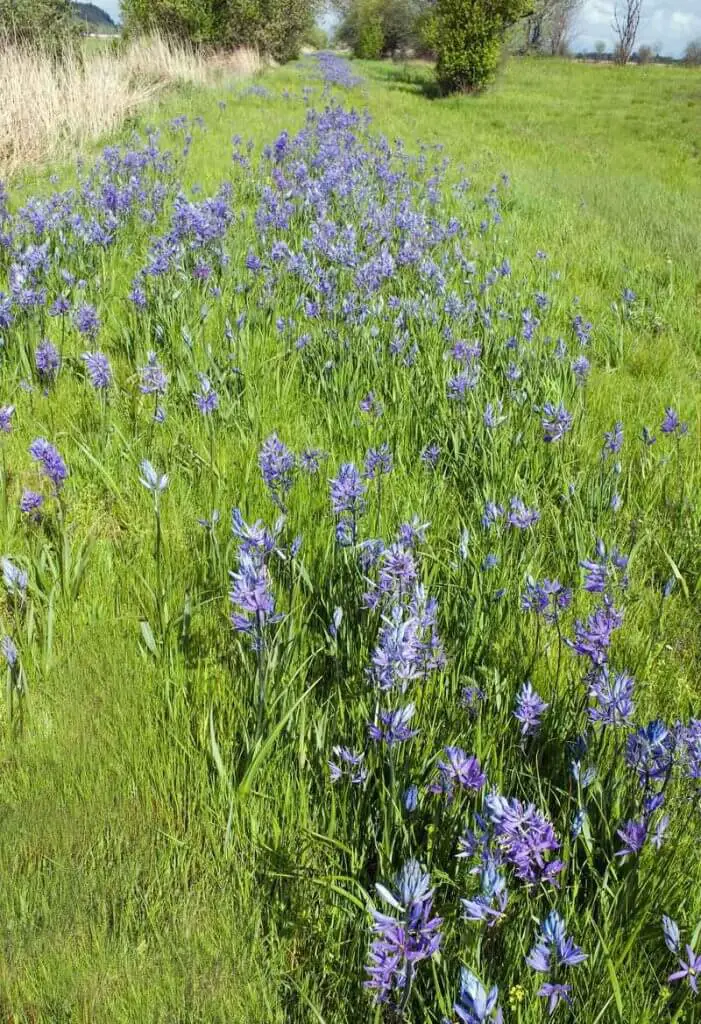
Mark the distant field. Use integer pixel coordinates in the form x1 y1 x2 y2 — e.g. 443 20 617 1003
0 55 700 1023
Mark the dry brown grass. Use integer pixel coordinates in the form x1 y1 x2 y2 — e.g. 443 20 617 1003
0 36 262 178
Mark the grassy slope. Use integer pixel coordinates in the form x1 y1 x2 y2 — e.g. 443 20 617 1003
1 57 700 1021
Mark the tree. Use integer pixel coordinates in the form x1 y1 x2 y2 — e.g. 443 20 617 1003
435 0 532 92
0 0 75 47
594 39 606 55
636 42 653 63
612 0 642 64
334 0 430 58
520 0 582 55
684 38 701 65
121 0 318 61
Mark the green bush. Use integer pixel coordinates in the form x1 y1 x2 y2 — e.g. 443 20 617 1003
435 0 531 92
121 0 317 61
0 0 76 52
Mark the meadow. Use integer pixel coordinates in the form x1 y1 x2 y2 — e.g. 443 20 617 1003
0 52 700 1022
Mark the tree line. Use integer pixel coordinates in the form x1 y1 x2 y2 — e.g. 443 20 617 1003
2 0 700 93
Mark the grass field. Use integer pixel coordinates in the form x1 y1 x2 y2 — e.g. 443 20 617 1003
1 55 700 1022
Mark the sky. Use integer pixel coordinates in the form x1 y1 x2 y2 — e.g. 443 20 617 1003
98 0 700 57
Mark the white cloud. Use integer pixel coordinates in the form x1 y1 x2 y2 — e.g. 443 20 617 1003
575 0 701 54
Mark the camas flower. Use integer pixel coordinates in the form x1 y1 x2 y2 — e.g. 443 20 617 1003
521 578 572 624
454 968 503 1024
229 551 282 648
193 373 218 415
20 490 44 518
29 438 67 491
328 746 367 784
462 859 508 926
566 598 624 666
541 402 573 443
662 915 681 955
364 443 393 479
485 792 564 886
661 406 689 438
365 861 442 1007
616 818 647 857
82 351 112 389
507 497 540 529
139 460 169 495
587 667 635 727
35 339 60 383
139 352 168 395
368 704 418 745
1 557 28 600
259 433 295 509
668 945 701 994
526 911 587 980
0 405 14 433
431 747 486 799
74 303 100 338
625 720 675 786
603 422 624 456
514 681 548 736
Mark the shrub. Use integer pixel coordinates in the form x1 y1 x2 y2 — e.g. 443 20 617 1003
0 0 76 55
684 38 701 65
122 0 317 62
435 0 531 93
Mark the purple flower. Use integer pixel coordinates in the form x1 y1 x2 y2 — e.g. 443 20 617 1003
514 681 548 736
364 444 393 479
571 355 590 384
587 667 635 727
1 557 28 599
49 295 71 317
0 405 14 433
483 401 506 429
669 945 701 994
300 447 323 474
454 968 503 1024
229 551 281 648
365 861 442 1007
421 443 440 468
527 911 587 975
82 351 112 389
485 792 564 885
432 747 486 799
328 746 366 784
661 407 688 436
259 433 295 509
662 915 681 955
625 720 674 786
139 460 169 496
139 352 168 395
35 340 60 383
29 438 67 491
616 818 648 857
193 373 218 415
1 635 18 668
482 501 504 530
538 983 572 1016
566 598 624 666
541 402 573 443
74 303 100 338
521 578 572 624
507 497 540 529
20 490 44 518
603 422 624 456
330 462 366 543
461 859 508 926
368 704 418 745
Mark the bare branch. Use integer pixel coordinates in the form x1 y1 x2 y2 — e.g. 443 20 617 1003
612 0 642 63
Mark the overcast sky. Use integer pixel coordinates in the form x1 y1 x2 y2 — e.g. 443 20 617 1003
100 0 700 56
